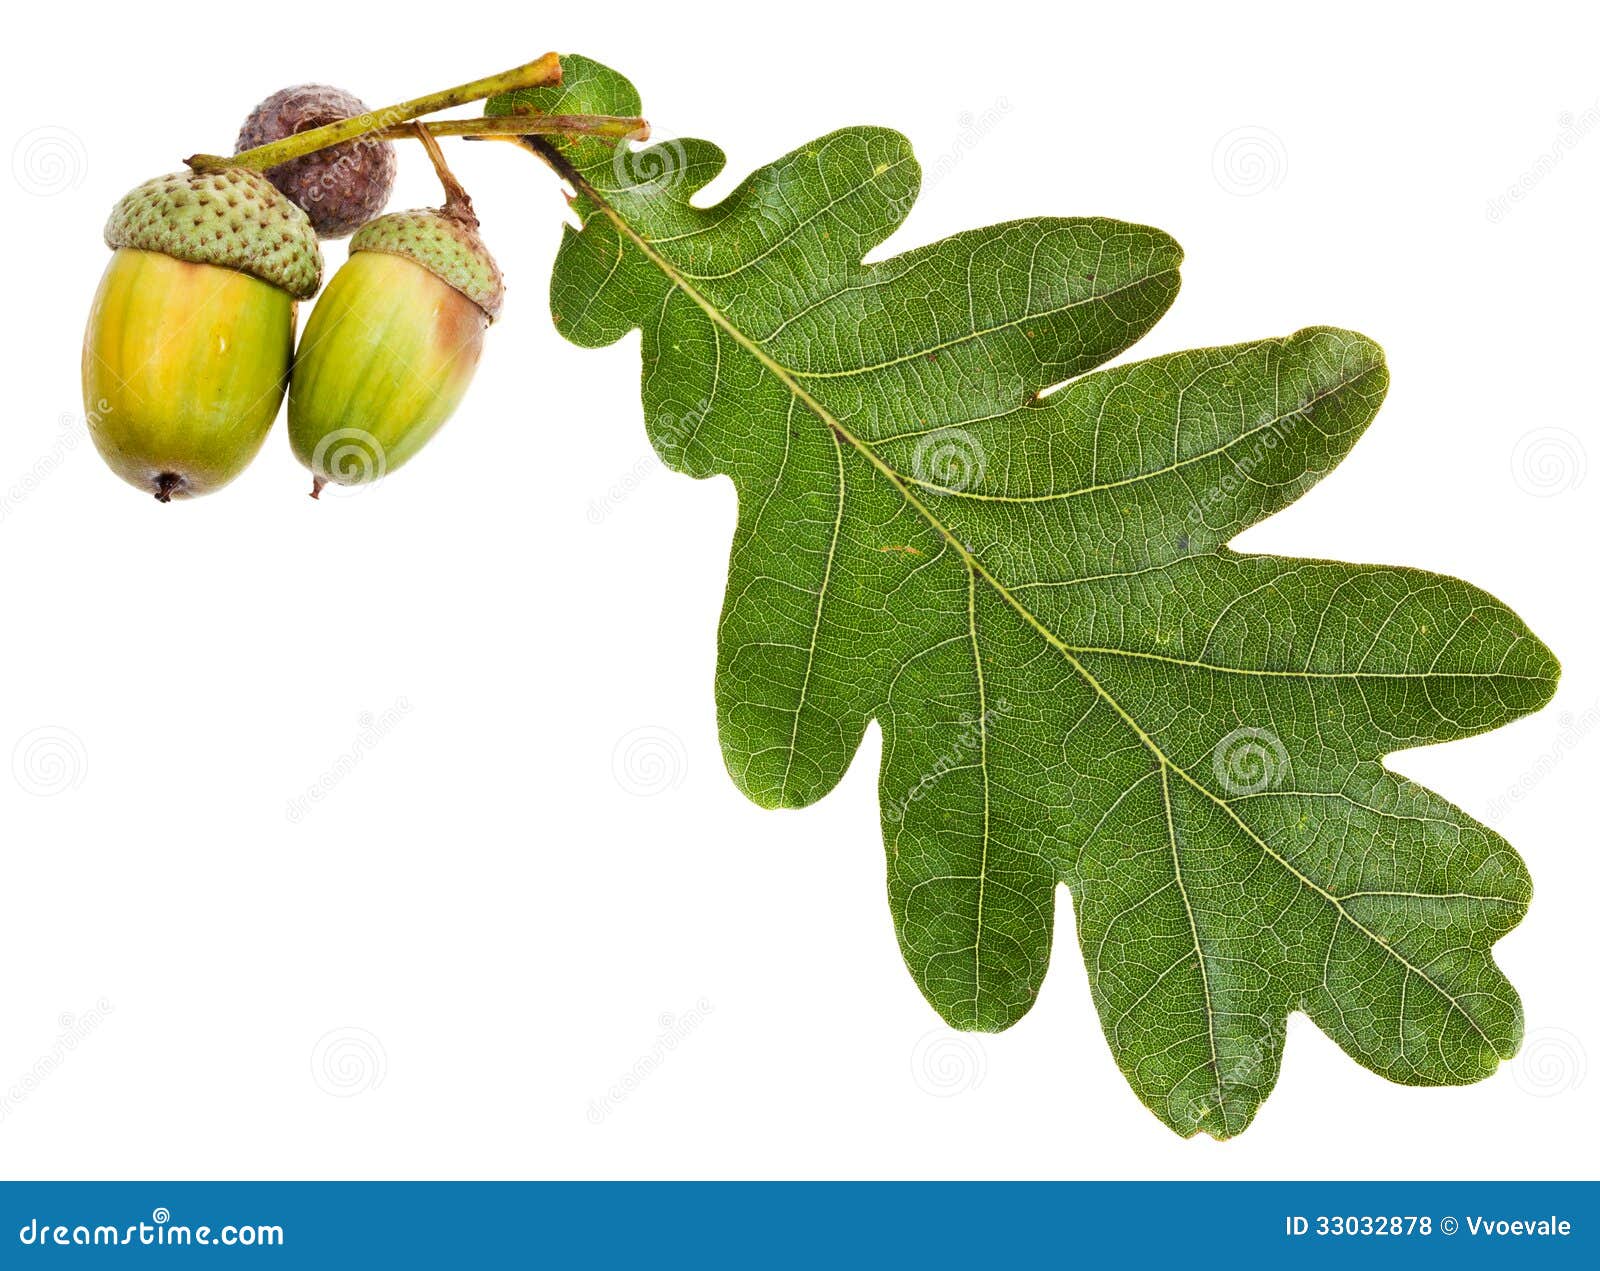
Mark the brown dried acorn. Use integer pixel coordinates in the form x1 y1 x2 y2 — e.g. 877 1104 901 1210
81 169 322 501
236 85 397 239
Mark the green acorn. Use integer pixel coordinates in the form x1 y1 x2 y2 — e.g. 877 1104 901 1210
287 153 503 497
82 169 322 500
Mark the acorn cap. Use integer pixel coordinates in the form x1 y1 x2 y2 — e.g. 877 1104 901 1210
350 209 504 321
104 169 323 300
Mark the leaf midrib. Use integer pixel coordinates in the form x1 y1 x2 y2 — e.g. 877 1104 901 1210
563 160 1505 1053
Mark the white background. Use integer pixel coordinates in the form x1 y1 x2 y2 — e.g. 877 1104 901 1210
1 0 1595 1179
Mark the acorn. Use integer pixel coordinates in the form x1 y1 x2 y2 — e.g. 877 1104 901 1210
288 132 502 497
236 85 397 239
81 169 322 501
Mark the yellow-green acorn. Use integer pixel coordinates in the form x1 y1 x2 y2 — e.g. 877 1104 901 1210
288 196 503 497
82 169 323 501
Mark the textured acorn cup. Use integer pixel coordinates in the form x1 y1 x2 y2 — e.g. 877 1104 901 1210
81 170 323 501
288 206 503 494
236 85 397 239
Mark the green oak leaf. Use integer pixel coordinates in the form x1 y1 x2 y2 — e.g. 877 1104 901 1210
494 58 1560 1138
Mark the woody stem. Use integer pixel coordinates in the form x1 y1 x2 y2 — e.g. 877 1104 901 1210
185 52 565 171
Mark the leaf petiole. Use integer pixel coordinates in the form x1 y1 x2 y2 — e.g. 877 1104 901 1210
401 115 651 144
